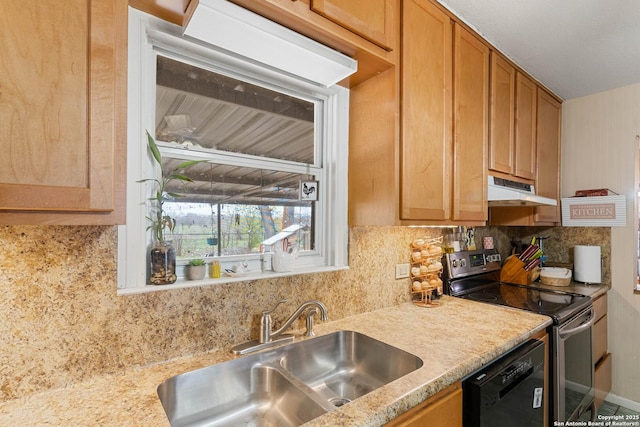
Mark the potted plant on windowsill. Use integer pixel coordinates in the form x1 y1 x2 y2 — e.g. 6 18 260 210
140 131 202 285
185 259 207 280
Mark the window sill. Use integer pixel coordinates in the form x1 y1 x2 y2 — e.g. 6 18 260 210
117 265 349 295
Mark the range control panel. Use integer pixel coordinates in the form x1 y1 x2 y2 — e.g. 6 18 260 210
443 249 501 280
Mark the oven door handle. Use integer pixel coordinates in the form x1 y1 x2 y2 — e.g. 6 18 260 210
559 308 595 339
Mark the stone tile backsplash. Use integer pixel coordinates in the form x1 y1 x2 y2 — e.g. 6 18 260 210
0 224 609 401
0 225 440 400
475 226 611 285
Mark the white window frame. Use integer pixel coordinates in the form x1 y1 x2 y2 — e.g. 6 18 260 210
117 8 350 294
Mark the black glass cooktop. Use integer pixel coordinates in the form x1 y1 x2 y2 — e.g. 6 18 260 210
443 250 592 325
455 281 591 324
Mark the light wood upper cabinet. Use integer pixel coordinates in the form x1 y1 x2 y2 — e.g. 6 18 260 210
489 85 562 226
310 0 396 51
0 0 126 224
488 54 563 224
399 2 488 223
452 24 489 222
349 0 561 227
489 53 516 175
534 87 562 224
400 0 452 221
350 0 489 226
514 72 538 180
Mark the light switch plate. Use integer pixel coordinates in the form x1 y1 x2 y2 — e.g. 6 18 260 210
395 263 410 279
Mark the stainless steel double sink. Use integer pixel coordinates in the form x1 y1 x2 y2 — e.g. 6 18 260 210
157 330 423 426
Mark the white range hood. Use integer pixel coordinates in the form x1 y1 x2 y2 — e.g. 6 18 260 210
487 176 557 207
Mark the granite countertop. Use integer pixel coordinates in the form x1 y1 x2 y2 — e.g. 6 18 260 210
0 297 551 427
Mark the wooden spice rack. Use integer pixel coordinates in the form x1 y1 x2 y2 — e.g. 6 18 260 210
500 255 540 285
409 237 444 308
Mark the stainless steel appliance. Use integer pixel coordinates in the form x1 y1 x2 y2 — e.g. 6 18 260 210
463 339 546 427
444 249 595 424
554 305 595 421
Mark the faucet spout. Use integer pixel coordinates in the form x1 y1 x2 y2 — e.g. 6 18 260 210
269 300 328 341
232 299 328 355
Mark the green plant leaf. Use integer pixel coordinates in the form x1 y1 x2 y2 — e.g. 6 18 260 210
169 173 193 182
146 131 162 165
176 160 206 169
136 178 161 185
141 131 206 243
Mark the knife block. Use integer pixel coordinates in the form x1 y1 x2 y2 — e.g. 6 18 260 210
500 255 537 285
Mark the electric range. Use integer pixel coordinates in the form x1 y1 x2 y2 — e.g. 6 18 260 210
443 249 591 324
443 248 596 423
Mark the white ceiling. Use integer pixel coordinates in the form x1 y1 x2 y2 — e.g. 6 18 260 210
436 0 640 100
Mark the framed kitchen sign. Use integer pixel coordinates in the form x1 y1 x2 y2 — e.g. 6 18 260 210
561 195 627 226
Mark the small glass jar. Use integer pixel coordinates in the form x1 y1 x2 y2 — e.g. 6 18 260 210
149 241 177 285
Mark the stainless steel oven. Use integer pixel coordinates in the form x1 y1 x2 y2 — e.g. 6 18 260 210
443 249 595 425
554 306 595 421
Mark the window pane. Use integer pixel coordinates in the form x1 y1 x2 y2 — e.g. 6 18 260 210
160 159 315 259
155 56 315 164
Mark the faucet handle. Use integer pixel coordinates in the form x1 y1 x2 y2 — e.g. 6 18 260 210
263 299 287 316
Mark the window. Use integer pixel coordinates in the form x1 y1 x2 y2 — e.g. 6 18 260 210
118 7 351 293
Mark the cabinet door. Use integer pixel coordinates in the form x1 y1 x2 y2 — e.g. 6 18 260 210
514 73 537 180
593 315 608 364
400 0 452 221
386 384 462 427
452 24 489 221
592 294 608 363
595 353 612 411
0 0 126 224
534 88 562 224
489 53 516 175
311 0 396 50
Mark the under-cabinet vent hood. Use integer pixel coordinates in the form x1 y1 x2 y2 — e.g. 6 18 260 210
487 176 557 207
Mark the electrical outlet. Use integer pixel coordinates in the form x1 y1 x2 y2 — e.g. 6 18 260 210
395 263 410 279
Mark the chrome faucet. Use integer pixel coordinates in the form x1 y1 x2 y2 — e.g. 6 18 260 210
232 299 328 355
261 299 328 343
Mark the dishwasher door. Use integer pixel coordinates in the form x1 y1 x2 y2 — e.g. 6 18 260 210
463 339 546 427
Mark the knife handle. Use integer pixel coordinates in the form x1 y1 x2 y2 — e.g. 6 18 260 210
524 258 541 271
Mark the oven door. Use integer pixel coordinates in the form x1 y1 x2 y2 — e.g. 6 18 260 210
554 306 595 422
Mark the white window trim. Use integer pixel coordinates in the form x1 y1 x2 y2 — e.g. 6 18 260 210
117 7 350 294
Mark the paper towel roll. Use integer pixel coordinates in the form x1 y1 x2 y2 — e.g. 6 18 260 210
574 245 601 284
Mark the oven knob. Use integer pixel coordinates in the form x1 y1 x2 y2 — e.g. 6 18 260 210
460 259 467 268
452 259 459 268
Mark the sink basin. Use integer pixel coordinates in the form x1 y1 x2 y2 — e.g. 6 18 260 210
281 330 424 406
158 331 423 426
157 360 332 427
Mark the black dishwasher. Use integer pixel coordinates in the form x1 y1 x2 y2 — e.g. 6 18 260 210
463 339 546 427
